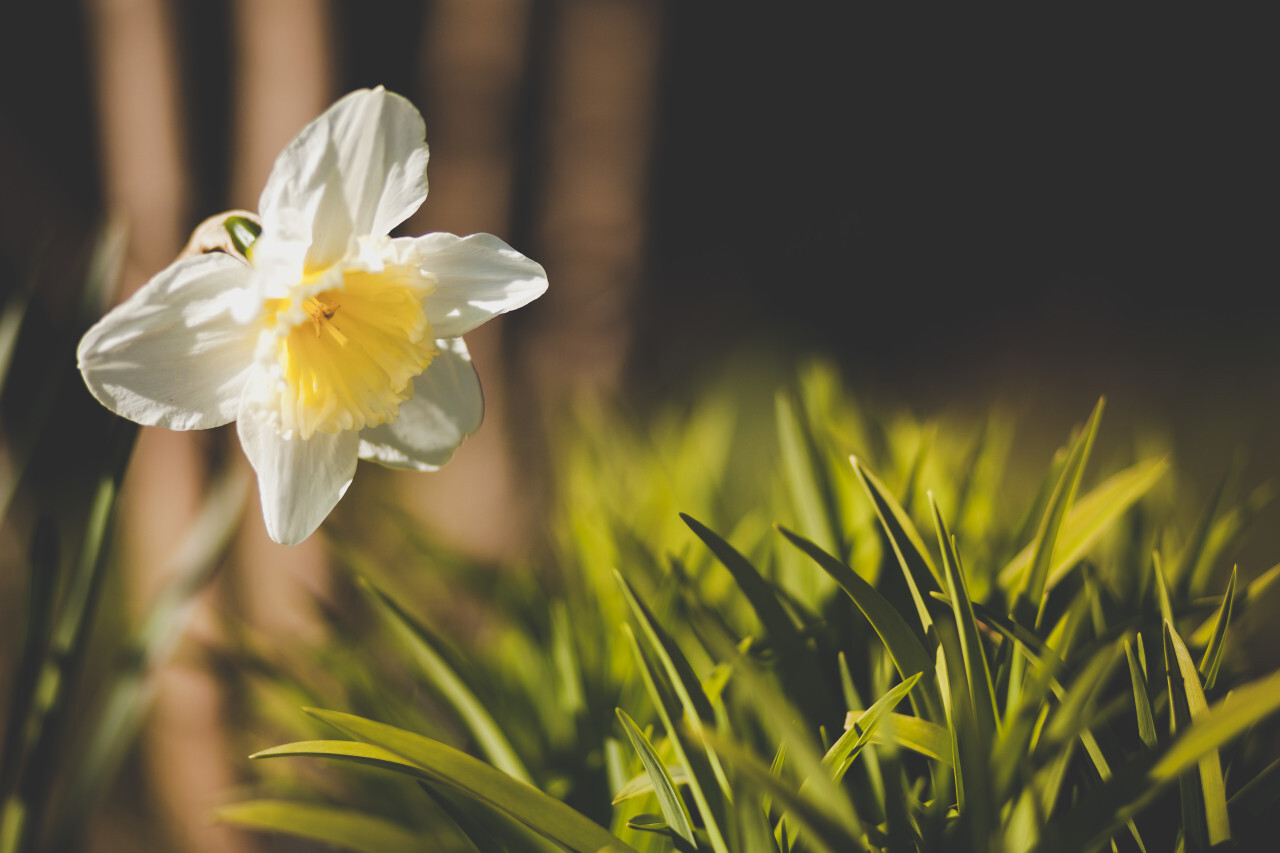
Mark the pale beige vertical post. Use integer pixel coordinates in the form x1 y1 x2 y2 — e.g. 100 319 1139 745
85 0 251 851
401 0 534 559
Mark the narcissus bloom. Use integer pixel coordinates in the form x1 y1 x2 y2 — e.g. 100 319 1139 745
78 88 547 545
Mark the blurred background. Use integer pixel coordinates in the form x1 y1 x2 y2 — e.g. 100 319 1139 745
1 2 1276 850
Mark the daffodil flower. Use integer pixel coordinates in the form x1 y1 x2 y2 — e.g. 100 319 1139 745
77 87 547 545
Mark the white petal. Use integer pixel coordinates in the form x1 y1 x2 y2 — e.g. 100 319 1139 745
77 253 256 430
237 408 361 546
411 233 549 337
257 87 429 271
358 338 484 471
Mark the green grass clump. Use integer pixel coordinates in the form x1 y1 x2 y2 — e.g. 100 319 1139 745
224 366 1280 852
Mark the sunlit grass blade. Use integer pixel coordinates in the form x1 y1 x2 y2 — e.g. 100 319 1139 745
858 714 951 765
1125 639 1159 749
930 493 999 744
779 526 944 723
851 457 943 632
998 454 1167 594
1198 566 1236 691
305 709 639 853
613 766 691 803
823 674 920 780
1012 398 1103 631
358 577 534 784
616 708 696 847
702 732 868 853
619 623 730 853
614 572 726 779
776 392 843 562
251 739 429 776
215 800 423 853
1163 621 1230 846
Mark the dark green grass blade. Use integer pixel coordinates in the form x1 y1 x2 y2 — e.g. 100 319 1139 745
1035 665 1280 852
306 709 639 853
779 526 945 723
680 515 832 725
616 708 696 847
850 458 943 633
0 518 57 810
215 801 423 853
1125 639 1159 749
1197 566 1236 691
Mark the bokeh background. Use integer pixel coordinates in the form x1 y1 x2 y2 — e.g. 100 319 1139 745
2 2 1276 850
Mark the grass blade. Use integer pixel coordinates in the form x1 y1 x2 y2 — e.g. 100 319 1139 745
824 674 921 780
930 493 999 744
619 623 730 853
251 739 430 778
306 709 638 853
359 578 534 784
215 800 422 853
1011 398 1104 630
779 526 945 723
1125 640 1159 749
998 454 1167 594
1162 621 1230 845
616 708 696 847
851 457 943 632
1197 566 1236 690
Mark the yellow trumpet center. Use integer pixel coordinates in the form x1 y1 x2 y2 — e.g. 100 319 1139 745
263 265 436 440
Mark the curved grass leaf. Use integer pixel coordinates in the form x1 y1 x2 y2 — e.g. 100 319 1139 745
930 494 998 744
620 624 730 853
305 709 638 853
859 713 951 765
359 578 533 785
612 765 691 803
776 392 843 562
215 800 422 853
616 708 696 847
824 674 921 780
1013 398 1104 630
1125 640 1158 749
850 457 942 633
998 454 1167 594
779 526 944 724
1198 566 1236 690
1039 664 1280 852
1162 621 1230 845
703 732 868 853
251 739 429 778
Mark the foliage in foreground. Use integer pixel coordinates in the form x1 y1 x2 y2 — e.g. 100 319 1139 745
219 369 1280 852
